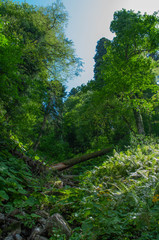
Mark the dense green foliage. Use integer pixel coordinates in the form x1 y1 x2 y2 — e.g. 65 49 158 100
1 137 159 239
0 0 80 154
1 2 159 239
64 9 159 152
54 136 159 239
0 148 37 213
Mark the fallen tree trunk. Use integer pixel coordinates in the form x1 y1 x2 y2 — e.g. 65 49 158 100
51 146 113 171
11 147 113 173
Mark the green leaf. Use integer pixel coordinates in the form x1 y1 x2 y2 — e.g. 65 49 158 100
7 188 17 193
18 188 27 194
31 213 41 218
34 156 40 160
0 190 9 200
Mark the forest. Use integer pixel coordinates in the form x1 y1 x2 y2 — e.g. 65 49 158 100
1 0 159 239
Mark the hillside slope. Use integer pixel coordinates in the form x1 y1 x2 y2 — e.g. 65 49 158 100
1 136 159 239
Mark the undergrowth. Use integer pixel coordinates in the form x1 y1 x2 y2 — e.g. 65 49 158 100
1 136 159 239
52 136 159 239
0 147 50 228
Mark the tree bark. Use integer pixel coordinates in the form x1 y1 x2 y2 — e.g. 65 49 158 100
33 113 48 152
133 107 145 135
11 147 113 173
51 146 113 171
33 97 51 152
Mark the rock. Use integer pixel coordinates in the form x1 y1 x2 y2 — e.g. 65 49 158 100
14 234 23 240
32 226 44 235
3 220 21 236
34 236 49 240
4 235 14 240
28 213 72 240
0 213 5 223
36 211 49 219
28 226 44 240
10 222 21 236
38 217 47 226
20 228 32 239
46 213 72 239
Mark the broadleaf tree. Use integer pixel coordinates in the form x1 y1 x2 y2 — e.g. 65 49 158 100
99 9 159 135
0 0 80 150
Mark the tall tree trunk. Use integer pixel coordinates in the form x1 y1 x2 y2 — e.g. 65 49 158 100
33 113 48 152
33 98 51 151
133 107 145 135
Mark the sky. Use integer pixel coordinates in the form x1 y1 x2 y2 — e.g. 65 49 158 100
15 0 159 92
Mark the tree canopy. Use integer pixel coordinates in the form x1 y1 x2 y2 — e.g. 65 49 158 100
0 0 80 149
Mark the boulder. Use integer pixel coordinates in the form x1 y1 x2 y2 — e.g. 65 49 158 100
0 213 5 223
29 226 44 240
14 234 23 240
46 213 72 239
4 235 14 240
34 236 49 240
36 210 49 219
